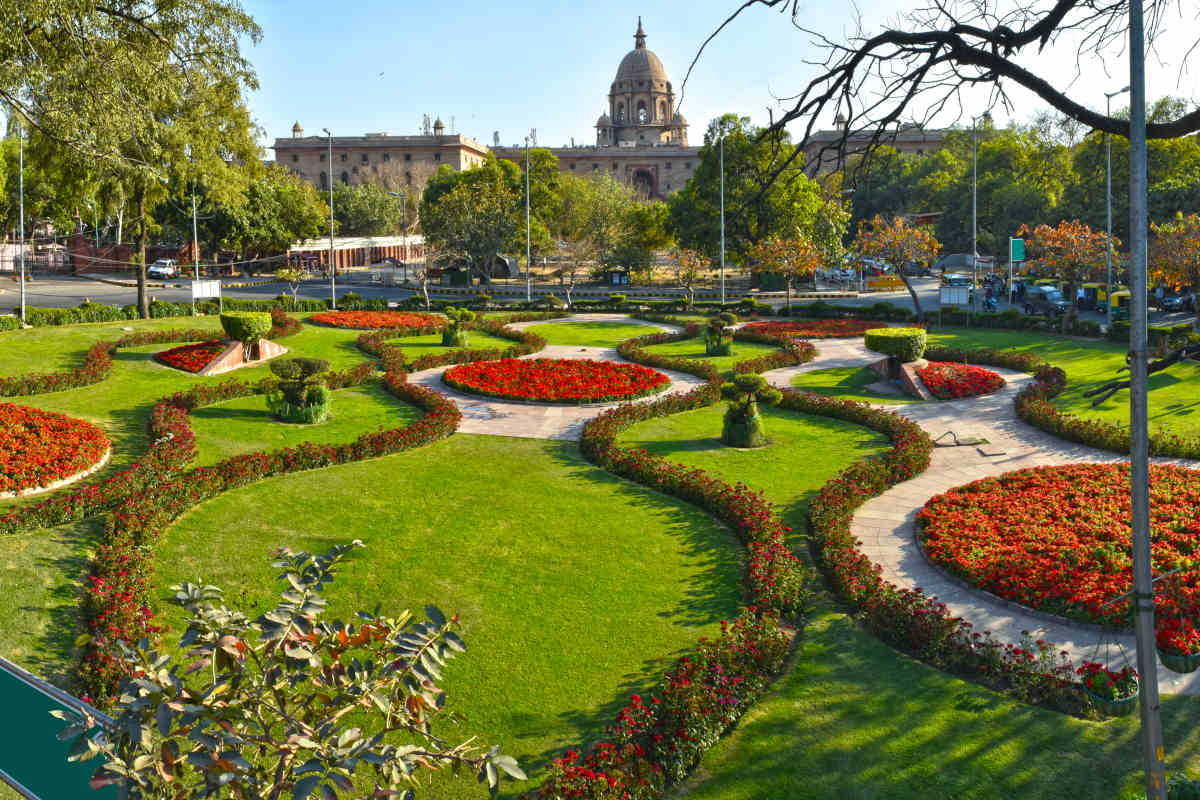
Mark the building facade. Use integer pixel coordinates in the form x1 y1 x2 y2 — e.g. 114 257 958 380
803 115 948 174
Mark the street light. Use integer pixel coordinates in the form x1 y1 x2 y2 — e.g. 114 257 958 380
525 134 532 303
16 116 25 324
322 127 336 309
1106 85 1130 326
719 128 726 305
971 110 992 315
85 200 99 250
388 191 407 284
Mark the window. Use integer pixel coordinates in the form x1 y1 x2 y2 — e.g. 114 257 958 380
637 101 647 123
340 153 347 162
616 103 625 122
665 162 672 170
340 172 349 184
570 163 576 170
612 162 618 170
361 153 368 163
686 162 692 169
659 101 666 120
291 154 299 163
666 183 671 190
434 153 440 162
383 153 390 162
405 172 412 185
319 172 328 189
405 153 412 161
592 164 598 170
351 166 358 174
319 152 327 162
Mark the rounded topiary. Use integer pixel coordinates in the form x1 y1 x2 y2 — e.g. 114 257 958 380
441 306 476 347
705 312 737 356
720 373 782 448
267 357 332 424
864 327 927 363
220 311 273 345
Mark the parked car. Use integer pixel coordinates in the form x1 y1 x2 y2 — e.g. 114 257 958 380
147 258 178 279
1023 285 1070 316
1162 292 1196 313
902 261 932 277
933 253 978 273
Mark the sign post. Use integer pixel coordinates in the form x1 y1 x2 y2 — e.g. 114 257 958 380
1009 238 1025 305
192 278 222 314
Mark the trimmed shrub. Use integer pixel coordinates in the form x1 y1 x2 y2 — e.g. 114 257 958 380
864 327 927 362
704 313 736 356
442 306 476 347
0 315 19 331
219 311 272 345
719 373 780 448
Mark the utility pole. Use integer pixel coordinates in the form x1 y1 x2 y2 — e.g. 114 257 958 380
1106 86 1130 326
1127 2 1166 797
17 117 25 324
525 134 532 303
719 131 726 305
970 111 990 318
323 128 337 309
191 191 200 280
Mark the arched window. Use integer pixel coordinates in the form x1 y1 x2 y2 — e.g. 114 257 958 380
637 101 647 123
340 171 349 185
616 103 625 122
319 171 328 190
659 101 666 120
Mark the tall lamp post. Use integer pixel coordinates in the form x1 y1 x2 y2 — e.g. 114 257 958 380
388 191 407 285
971 110 992 316
524 134 532 303
719 129 726 305
16 117 25 324
1106 85 1130 325
322 128 336 309
85 200 100 250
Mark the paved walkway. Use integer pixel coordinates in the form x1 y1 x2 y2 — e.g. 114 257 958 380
762 346 1200 693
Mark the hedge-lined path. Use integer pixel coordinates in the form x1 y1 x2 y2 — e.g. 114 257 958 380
761 350 1200 693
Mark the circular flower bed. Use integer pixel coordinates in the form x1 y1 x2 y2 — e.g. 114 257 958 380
0 403 110 495
917 361 1005 399
740 319 884 339
443 358 670 403
918 464 1200 636
308 311 444 330
156 340 226 373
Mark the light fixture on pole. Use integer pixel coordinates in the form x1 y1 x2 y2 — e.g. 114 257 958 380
525 133 532 303
16 116 25 324
719 128 726 306
1106 85 1130 326
388 191 407 285
86 200 99 250
322 128 336 309
971 110 992 316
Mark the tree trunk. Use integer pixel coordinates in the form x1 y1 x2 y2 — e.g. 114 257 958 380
898 272 924 322
136 188 149 319
786 280 792 315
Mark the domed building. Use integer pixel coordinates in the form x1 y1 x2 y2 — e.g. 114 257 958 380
596 18 688 147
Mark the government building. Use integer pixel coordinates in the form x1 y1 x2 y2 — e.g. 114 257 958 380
272 18 702 200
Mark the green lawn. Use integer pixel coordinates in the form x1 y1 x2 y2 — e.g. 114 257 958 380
152 434 744 798
188 381 423 466
928 328 1200 437
790 366 924 405
523 321 664 348
640 335 782 374
384 329 520 361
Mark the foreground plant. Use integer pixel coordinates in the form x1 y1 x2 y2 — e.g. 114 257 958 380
720 374 781 448
441 307 476 347
268 357 333 424
57 541 524 799
703 313 736 356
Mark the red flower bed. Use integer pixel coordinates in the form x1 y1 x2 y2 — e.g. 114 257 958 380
918 464 1200 642
155 340 226 373
917 361 1006 399
740 319 884 339
0 403 110 494
443 358 670 403
308 310 443 330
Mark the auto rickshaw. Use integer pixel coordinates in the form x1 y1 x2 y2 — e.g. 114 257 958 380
1080 283 1107 311
1110 290 1131 321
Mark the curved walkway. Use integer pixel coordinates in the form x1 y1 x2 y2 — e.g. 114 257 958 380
761 345 1200 693
408 314 701 440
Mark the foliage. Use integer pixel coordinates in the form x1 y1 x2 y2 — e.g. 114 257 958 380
276 266 310 304
332 181 407 236
442 306 476 347
219 311 272 345
230 165 330 257
421 160 519 282
854 215 940 320
155 340 226 373
309 311 443 331
704 313 736 355
864 327 928 362
740 319 883 339
58 542 525 799
1017 220 1113 312
551 173 638 274
720 373 781 448
671 248 708 309
268 357 332 423
1151 212 1200 326
748 235 824 309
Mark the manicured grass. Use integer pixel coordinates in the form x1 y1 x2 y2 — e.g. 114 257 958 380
188 381 423 466
790 366 924 405
384 329 520 359
640 335 782 374
928 328 1200 437
523 321 664 348
152 434 744 798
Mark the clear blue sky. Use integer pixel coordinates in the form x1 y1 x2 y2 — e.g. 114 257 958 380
241 0 1200 155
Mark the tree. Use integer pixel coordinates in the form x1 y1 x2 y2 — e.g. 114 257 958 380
548 172 636 278
617 201 675 284
747 235 823 312
276 266 309 305
333 183 407 236
421 175 517 284
671 248 708 310
854 216 940 320
56 542 524 799
1017 219 1112 317
1151 213 1200 327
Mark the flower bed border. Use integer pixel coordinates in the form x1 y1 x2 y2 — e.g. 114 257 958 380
739 319 888 339
917 361 1006 400
357 316 551 372
306 310 446 332
443 358 672 405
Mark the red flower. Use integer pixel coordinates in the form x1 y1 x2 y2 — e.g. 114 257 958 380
443 358 670 404
0 403 110 494
155 340 226 373
917 361 1005 399
309 310 443 330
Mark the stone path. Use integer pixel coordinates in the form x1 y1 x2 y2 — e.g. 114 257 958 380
762 347 1200 693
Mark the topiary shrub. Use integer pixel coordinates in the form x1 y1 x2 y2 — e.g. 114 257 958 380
441 306 476 347
267 357 332 423
720 373 781 448
704 312 737 356
864 327 927 363
609 294 627 305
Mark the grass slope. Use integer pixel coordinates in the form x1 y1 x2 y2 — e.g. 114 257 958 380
640 335 781 375
523 321 664 348
790 366 924 405
384 329 518 359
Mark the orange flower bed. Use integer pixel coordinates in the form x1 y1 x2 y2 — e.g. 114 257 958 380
443 358 670 403
0 403 110 494
308 311 444 330
740 319 884 339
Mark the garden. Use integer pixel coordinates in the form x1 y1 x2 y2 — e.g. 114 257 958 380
1 306 1200 800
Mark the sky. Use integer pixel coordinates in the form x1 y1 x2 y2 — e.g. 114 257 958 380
241 0 1200 155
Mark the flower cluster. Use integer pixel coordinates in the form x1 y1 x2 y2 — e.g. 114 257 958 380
308 310 444 331
1077 661 1139 701
740 319 885 338
154 340 226 373
0 404 110 494
444 358 671 404
358 318 547 372
918 463 1200 633
730 329 817 375
917 361 1006 399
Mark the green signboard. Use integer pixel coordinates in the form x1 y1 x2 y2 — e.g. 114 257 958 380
1010 237 1026 263
0 657 114 799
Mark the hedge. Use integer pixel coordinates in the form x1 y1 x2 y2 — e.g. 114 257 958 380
355 316 556 373
219 311 273 344
864 327 927 362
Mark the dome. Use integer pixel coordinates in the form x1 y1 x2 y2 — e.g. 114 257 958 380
672 111 687 124
596 112 611 125
615 47 668 84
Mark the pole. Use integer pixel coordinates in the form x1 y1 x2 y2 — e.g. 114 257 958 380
92 203 99 251
719 133 726 305
972 116 978 318
323 128 336 309
17 119 25 324
1105 86 1129 325
525 135 531 303
191 190 200 280
1127 4 1167 797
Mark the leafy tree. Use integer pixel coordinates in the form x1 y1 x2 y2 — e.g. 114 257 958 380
671 247 708 310
56 542 524 799
854 216 940 320
747 235 822 312
1151 213 1200 326
550 173 637 277
421 172 518 284
332 183 406 237
1017 219 1113 316
276 266 310 305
